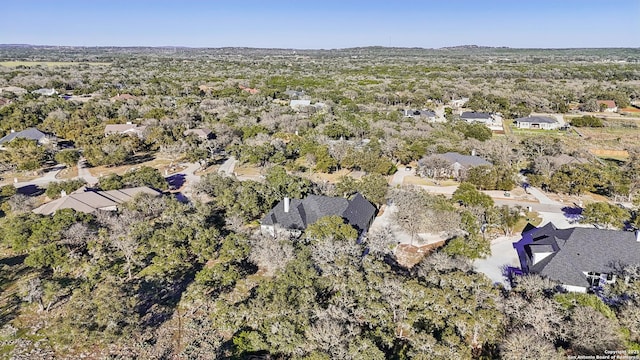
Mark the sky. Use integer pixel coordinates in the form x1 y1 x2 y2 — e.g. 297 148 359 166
1 0 638 49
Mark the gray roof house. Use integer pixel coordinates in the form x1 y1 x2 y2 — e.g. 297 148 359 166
33 186 162 215
260 193 377 238
104 123 148 138
515 116 560 130
439 152 491 178
290 99 312 111
32 88 58 96
0 128 56 148
401 109 437 122
284 90 306 99
513 222 640 292
460 112 493 122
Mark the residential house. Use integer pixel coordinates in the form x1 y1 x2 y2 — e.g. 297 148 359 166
184 128 214 140
33 186 162 215
514 115 560 130
460 112 493 123
284 90 306 99
449 98 469 108
553 154 590 167
110 94 137 102
312 102 330 113
239 85 260 95
290 99 312 111
104 122 147 138
401 109 437 122
0 128 56 149
32 88 58 96
597 100 618 112
0 98 12 107
260 193 377 239
513 222 640 293
0 86 28 96
435 152 492 179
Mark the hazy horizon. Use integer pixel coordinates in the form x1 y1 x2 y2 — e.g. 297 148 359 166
1 0 638 49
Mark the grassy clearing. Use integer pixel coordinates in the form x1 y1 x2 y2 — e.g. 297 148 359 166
233 165 261 177
0 61 110 67
88 157 173 178
509 126 568 137
309 168 353 183
194 164 220 176
0 172 40 186
513 211 542 233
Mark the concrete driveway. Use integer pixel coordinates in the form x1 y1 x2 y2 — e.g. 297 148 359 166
218 156 237 176
473 234 521 288
390 165 414 187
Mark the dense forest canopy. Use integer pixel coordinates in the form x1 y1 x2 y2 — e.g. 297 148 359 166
0 45 640 358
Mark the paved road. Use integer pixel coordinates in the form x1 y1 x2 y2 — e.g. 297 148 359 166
170 162 201 197
526 186 561 205
390 166 414 187
13 165 64 191
76 158 99 186
218 156 237 176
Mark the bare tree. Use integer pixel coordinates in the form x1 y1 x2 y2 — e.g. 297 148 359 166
6 194 35 213
22 277 44 312
249 233 295 276
366 225 395 259
568 306 623 355
503 296 567 343
417 155 452 180
500 329 561 360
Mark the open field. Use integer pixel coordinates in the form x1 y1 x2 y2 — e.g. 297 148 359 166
0 61 110 67
577 126 640 149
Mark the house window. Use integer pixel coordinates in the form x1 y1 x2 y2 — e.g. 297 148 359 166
605 273 616 284
586 272 601 287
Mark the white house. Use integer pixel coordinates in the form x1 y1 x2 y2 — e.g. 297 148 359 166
597 100 618 112
104 122 148 138
514 115 560 130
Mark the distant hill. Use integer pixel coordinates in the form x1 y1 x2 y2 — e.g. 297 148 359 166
439 45 510 50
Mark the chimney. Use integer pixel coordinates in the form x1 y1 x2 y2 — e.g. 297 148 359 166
284 197 290 213
60 190 67 197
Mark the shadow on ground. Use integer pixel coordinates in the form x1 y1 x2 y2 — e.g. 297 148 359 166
17 184 44 196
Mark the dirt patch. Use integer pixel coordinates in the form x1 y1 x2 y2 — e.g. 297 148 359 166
55 166 79 180
195 164 221 176
395 241 446 268
589 148 629 158
234 165 262 177
545 192 609 205
88 158 173 178
403 176 434 186
309 168 353 183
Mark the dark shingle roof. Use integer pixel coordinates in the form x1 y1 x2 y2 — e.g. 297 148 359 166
0 128 48 144
515 116 558 124
261 193 376 234
461 112 492 119
342 193 377 234
440 152 492 167
523 225 640 288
